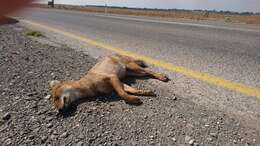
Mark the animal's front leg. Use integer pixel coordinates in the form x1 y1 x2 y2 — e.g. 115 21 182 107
109 76 142 105
143 68 170 82
123 84 156 96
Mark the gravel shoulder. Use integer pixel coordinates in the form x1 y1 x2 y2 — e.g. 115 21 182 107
0 23 259 146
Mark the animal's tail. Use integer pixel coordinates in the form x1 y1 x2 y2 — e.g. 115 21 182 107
135 60 148 68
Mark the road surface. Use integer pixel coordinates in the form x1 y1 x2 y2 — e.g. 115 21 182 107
17 8 260 129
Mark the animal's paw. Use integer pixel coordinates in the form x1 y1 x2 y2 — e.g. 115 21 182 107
158 74 170 82
145 90 156 96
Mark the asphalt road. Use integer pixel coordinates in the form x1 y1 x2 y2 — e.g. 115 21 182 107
17 8 260 129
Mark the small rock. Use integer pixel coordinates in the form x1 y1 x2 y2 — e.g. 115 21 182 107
14 96 20 100
207 137 213 142
89 138 95 143
5 138 12 145
29 135 34 139
27 92 36 97
193 142 199 146
233 139 237 144
189 139 195 145
60 132 68 138
76 141 84 146
48 129 53 133
149 135 155 139
46 123 53 128
52 130 58 135
91 107 97 110
171 137 177 142
46 117 53 121
44 95 51 100
41 136 47 143
33 128 40 133
2 112 11 121
210 132 217 137
78 133 84 139
131 140 138 146
185 135 192 143
50 135 56 140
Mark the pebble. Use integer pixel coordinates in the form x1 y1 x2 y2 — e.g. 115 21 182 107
27 92 36 97
189 139 195 145
50 135 56 140
53 130 58 135
44 95 51 100
89 138 95 143
51 72 55 76
60 132 68 138
185 135 192 143
5 138 12 145
48 129 53 133
78 133 84 139
33 128 40 133
210 132 217 137
76 141 84 146
46 123 53 128
207 137 213 141
29 135 34 139
171 137 177 142
2 112 11 121
41 136 47 143
233 139 237 144
46 117 53 121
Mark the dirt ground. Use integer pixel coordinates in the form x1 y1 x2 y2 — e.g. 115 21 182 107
0 23 259 146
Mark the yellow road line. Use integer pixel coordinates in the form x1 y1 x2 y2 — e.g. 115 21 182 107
22 19 260 99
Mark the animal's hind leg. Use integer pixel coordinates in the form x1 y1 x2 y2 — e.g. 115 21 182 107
109 76 142 104
115 54 147 67
126 62 170 82
123 84 156 96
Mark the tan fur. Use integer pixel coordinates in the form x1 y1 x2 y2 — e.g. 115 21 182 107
50 54 169 112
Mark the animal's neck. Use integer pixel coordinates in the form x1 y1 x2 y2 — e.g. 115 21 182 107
73 76 96 99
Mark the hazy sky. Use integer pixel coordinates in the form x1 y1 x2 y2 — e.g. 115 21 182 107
37 0 260 13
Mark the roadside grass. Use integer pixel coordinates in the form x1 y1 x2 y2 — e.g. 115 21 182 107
26 31 44 37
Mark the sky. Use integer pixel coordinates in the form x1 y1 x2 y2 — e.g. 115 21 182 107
37 0 260 13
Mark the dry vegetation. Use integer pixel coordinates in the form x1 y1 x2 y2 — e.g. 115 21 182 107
32 4 260 25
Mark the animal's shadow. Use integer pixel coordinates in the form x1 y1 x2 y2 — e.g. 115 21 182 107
0 16 19 25
59 76 151 118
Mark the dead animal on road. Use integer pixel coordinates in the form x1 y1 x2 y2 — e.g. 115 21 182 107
49 54 170 112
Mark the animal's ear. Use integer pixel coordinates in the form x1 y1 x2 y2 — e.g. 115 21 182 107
49 80 61 89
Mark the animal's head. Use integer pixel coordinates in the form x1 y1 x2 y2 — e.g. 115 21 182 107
49 80 82 112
